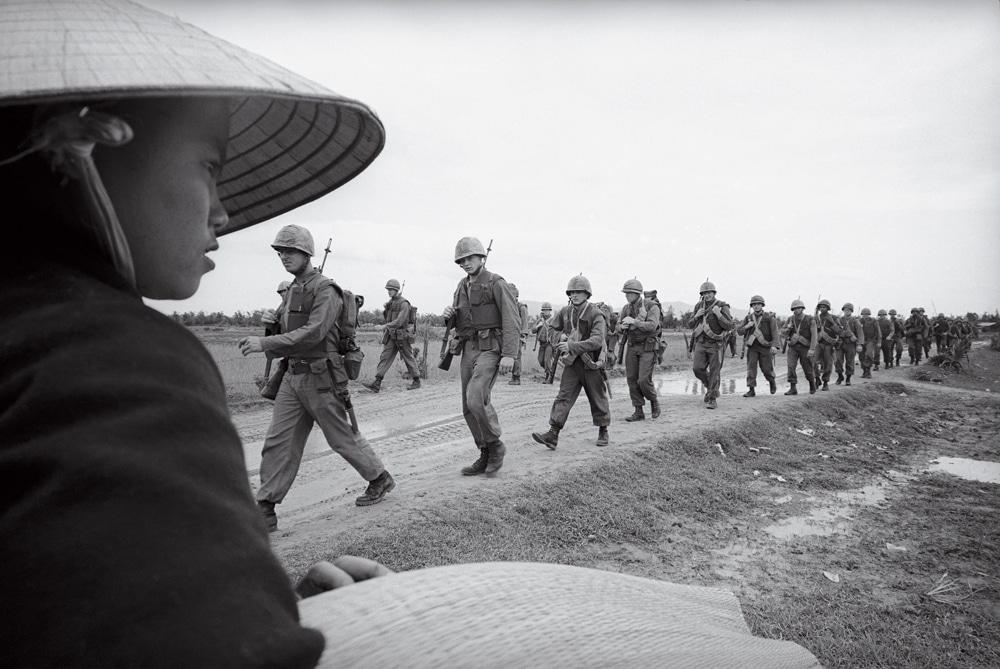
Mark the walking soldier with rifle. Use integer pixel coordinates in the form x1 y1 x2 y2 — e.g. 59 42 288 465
442 237 520 477
508 283 530 385
239 225 395 531
532 275 612 450
904 307 929 365
687 281 735 410
618 279 662 421
782 299 818 395
814 299 843 391
261 280 290 380
736 295 780 397
876 309 895 370
834 302 863 386
889 308 905 366
365 278 421 393
857 308 881 378
532 302 557 381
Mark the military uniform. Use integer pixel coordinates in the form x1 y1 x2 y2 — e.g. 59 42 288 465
532 277 611 450
876 310 895 369
508 283 530 385
919 308 932 358
736 295 780 396
814 300 842 391
856 308 881 377
620 280 662 420
903 308 928 364
532 303 556 381
447 237 520 476
367 279 420 392
258 226 393 524
932 314 951 355
687 282 734 409
889 309 905 365
782 300 817 395
834 303 863 385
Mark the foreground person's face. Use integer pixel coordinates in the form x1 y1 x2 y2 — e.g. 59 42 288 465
96 97 230 300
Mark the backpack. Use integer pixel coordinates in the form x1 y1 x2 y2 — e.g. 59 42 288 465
408 303 418 332
331 282 364 379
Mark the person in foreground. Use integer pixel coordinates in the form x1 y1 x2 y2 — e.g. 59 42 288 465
0 0 385 666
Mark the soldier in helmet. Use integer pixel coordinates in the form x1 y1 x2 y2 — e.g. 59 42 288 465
619 279 662 420
736 295 780 396
876 309 895 370
442 237 520 476
834 302 863 386
508 283 531 385
364 279 421 393
888 308 905 366
687 281 735 409
918 308 932 359
932 312 951 355
856 308 881 378
643 289 668 366
903 308 929 364
532 301 557 381
241 224 396 526
262 280 291 337
813 299 843 391
532 275 612 449
782 299 818 395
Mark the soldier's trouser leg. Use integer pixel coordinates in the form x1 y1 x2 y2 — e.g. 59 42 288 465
843 344 856 377
308 377 384 480
935 335 946 354
881 340 893 367
511 340 524 378
626 346 657 406
786 347 802 385
693 342 722 398
374 340 400 379
863 341 877 370
581 364 611 427
460 343 502 447
397 335 421 378
816 344 834 382
258 376 314 504
755 346 776 385
746 347 766 388
549 357 584 428
537 343 549 370
540 344 556 376
906 336 920 362
894 338 903 362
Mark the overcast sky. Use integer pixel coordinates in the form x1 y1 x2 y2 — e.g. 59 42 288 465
144 0 1000 319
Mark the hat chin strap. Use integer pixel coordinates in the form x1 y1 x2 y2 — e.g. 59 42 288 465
35 108 137 290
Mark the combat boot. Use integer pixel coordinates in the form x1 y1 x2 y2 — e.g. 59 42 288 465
485 442 506 475
625 407 645 422
706 397 717 409
532 427 560 450
406 377 421 390
822 381 829 391
258 500 277 533
461 448 489 475
769 379 777 394
508 376 521 385
596 426 609 447
363 377 382 393
836 371 844 385
650 398 661 419
845 374 852 386
743 387 756 398
356 470 395 506
808 378 817 394
784 383 798 396
874 364 880 371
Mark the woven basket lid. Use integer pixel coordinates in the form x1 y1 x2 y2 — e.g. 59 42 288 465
0 0 385 235
298 562 823 668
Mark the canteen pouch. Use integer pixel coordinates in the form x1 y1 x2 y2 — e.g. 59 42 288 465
343 349 364 381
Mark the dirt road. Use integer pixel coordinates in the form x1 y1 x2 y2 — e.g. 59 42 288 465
235 353 899 552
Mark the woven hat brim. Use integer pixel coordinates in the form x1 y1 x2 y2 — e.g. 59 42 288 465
299 562 823 668
0 0 385 235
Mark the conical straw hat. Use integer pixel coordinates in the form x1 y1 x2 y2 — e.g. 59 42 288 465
0 0 385 235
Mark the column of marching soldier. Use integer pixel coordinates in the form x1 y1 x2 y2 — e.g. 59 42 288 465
248 230 979 531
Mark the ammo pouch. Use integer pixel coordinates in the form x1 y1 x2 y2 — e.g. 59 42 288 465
473 328 499 352
343 349 363 381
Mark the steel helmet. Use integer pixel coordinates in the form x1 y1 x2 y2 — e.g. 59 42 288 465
699 281 717 294
842 302 854 312
877 309 887 316
541 302 553 311
271 224 315 256
888 309 897 315
385 279 401 291
919 307 925 312
911 307 920 313
454 236 487 263
817 299 831 309
509 283 519 299
566 275 593 297
790 299 806 310
276 280 291 294
643 290 657 299
621 279 643 294
861 308 871 315
750 295 765 306
938 313 945 318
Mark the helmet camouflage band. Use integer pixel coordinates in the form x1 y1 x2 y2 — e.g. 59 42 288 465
271 224 315 256
385 279 401 291
750 295 765 306
566 275 593 297
541 302 552 311
790 299 806 310
621 278 643 294
699 281 716 294
454 236 487 263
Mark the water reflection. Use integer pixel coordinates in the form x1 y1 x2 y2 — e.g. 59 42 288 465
927 457 1000 485
608 373 744 397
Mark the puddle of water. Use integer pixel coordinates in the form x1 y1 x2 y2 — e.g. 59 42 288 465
609 374 744 397
927 457 1000 484
764 482 890 539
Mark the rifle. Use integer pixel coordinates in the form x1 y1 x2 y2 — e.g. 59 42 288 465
683 330 691 359
615 329 627 365
319 238 332 273
438 313 457 371
260 358 288 400
545 343 562 384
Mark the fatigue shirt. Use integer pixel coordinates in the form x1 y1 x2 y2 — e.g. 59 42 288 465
933 317 950 336
452 268 520 358
383 294 412 336
816 313 843 345
860 316 881 347
877 317 894 340
737 311 780 349
687 298 734 342
549 301 608 365
890 316 904 339
620 298 661 345
841 315 864 346
904 314 928 338
532 314 553 343
262 268 342 360
785 313 818 349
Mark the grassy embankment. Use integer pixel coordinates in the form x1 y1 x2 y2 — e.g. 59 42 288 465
280 381 1000 669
